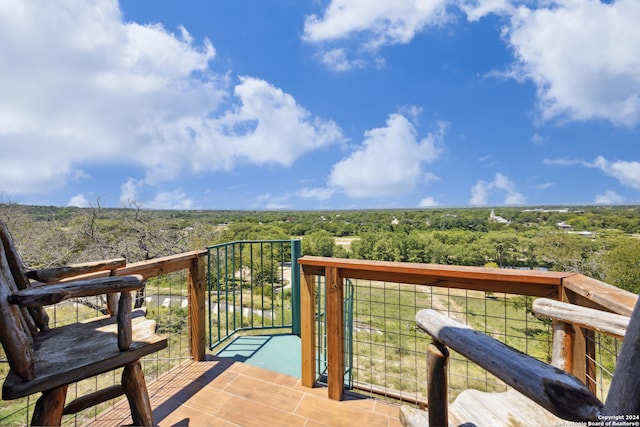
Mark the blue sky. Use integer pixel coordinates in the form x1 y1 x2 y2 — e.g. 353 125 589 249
1 0 640 210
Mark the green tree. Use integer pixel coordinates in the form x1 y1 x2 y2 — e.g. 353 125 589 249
532 233 605 278
480 232 525 267
302 230 336 257
350 233 377 260
603 238 640 294
372 233 399 261
220 222 289 242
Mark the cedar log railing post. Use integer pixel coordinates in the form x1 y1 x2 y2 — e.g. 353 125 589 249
326 266 344 400
301 272 316 388
551 321 574 373
188 253 206 361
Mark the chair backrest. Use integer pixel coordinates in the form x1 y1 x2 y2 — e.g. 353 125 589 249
0 222 35 381
602 297 640 416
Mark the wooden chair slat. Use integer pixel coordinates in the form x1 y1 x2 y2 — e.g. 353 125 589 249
26 258 126 283
0 242 35 381
0 222 49 331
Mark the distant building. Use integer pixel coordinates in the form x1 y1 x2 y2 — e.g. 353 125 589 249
522 208 569 213
577 231 595 238
565 230 596 239
557 221 572 230
489 209 510 224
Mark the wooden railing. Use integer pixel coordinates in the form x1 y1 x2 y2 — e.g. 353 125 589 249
0 250 210 426
71 250 208 361
6 250 635 424
49 252 640 401
297 256 638 401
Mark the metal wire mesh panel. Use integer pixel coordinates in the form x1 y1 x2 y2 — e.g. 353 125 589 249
586 331 622 402
320 279 558 406
207 240 299 350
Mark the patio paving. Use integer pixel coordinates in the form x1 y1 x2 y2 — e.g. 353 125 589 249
89 357 402 427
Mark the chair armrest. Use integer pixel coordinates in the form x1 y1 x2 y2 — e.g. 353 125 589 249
533 298 629 339
416 309 602 422
26 258 126 283
9 275 144 307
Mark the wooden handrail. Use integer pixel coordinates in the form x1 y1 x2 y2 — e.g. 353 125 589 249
117 250 207 280
297 256 639 402
27 258 126 283
562 274 638 316
55 250 208 281
416 308 603 421
299 256 566 297
93 250 208 361
533 298 630 339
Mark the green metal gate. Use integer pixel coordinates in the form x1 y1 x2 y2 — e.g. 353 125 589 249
207 240 301 349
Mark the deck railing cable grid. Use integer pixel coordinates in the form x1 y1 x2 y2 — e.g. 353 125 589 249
140 269 192 376
0 363 31 426
348 279 430 406
207 240 297 351
443 291 552 401
314 275 327 384
318 279 554 408
585 331 622 402
0 270 193 426
313 277 354 387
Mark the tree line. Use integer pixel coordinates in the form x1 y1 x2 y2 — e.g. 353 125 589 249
2 202 639 294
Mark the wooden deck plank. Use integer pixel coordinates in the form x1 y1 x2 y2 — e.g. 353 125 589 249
294 393 393 427
89 359 401 427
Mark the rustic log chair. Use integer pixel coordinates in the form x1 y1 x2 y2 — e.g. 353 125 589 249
400 297 640 426
0 222 167 426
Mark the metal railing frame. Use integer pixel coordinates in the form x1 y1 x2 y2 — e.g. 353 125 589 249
206 240 301 350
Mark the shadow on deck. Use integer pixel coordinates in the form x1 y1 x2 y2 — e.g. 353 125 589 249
215 334 302 379
89 356 401 427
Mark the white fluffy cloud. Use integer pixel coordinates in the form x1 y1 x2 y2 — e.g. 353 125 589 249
209 77 343 170
461 0 515 22
303 0 451 69
503 0 640 126
120 178 144 206
418 196 439 207
298 187 335 200
0 0 219 193
319 48 366 71
591 156 640 190
303 0 451 46
0 0 343 200
68 194 91 208
469 0 640 126
305 0 640 127
594 190 625 205
469 172 525 205
145 189 195 210
329 114 444 197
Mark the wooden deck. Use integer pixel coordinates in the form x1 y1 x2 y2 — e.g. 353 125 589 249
89 357 402 427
